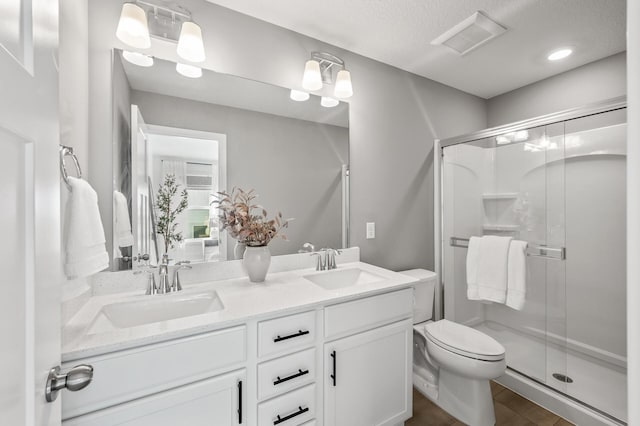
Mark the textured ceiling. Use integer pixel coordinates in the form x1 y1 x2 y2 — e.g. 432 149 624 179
205 0 626 98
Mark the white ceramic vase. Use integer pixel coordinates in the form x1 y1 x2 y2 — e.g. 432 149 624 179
234 241 247 260
243 245 271 282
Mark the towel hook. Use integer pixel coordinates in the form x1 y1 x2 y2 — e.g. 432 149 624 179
60 145 82 188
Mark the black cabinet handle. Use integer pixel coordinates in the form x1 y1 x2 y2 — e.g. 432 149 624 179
273 329 310 343
237 380 243 424
273 406 309 425
330 350 337 387
273 369 309 386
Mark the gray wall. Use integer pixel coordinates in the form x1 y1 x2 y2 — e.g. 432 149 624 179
89 0 487 271
131 90 349 258
487 52 626 127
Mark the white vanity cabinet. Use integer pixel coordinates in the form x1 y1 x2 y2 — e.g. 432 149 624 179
323 289 414 426
62 285 415 426
62 325 247 425
64 368 246 426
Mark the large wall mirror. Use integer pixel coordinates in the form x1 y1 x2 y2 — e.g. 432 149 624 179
109 50 350 270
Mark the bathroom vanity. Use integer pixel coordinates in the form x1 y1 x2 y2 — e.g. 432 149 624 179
61 250 417 426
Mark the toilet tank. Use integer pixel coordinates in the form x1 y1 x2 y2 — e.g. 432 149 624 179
400 269 437 324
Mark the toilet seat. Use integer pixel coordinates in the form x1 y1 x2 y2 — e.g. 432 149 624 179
423 320 505 362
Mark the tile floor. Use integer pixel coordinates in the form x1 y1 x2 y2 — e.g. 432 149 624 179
406 381 574 425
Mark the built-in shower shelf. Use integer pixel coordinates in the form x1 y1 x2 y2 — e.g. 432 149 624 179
482 193 518 200
483 224 519 232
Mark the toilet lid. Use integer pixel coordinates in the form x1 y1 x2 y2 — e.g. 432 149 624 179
424 320 505 362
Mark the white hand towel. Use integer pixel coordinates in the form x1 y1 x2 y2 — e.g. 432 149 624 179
474 235 512 303
64 177 109 279
466 236 482 300
506 240 528 310
113 191 134 248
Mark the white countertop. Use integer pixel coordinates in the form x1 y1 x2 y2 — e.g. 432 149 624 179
62 261 419 362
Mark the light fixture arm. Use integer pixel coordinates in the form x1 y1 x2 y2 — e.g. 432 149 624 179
311 51 345 84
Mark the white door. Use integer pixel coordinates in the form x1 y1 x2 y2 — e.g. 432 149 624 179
63 369 246 426
0 0 62 425
324 319 413 426
131 105 154 265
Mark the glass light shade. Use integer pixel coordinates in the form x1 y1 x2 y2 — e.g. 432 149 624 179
176 63 202 78
122 51 154 67
290 89 310 102
177 21 206 63
116 3 150 49
321 97 339 108
302 60 323 91
334 69 353 98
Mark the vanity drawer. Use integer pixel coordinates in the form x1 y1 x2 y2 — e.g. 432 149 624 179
324 288 413 340
258 348 316 400
258 310 316 358
62 325 246 419
257 384 316 426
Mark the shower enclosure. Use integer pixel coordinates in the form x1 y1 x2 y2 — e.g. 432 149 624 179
438 98 627 425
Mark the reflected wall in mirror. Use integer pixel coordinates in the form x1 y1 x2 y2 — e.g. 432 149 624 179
110 50 349 270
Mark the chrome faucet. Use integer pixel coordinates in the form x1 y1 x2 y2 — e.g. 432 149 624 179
171 260 192 292
157 253 171 294
324 248 341 270
299 242 315 253
311 251 326 271
311 248 341 271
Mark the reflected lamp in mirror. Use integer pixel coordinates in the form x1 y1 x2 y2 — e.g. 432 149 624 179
116 1 206 64
301 52 353 99
122 51 154 67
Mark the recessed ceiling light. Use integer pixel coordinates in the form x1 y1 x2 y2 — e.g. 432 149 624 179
547 48 573 61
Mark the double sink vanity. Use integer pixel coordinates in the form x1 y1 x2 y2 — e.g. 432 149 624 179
61 248 418 426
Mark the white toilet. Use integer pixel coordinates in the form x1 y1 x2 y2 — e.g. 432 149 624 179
401 269 506 426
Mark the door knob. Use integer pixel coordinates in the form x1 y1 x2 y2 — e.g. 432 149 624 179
45 364 93 402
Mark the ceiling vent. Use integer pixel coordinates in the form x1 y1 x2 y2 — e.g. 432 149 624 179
431 11 506 55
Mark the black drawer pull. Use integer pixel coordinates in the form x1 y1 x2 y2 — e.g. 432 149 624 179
273 406 309 425
237 380 243 424
330 350 337 387
273 329 310 343
273 369 309 386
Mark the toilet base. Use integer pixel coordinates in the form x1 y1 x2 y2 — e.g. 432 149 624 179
437 369 496 426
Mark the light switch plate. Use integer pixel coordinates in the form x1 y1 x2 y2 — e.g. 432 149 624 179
366 222 375 239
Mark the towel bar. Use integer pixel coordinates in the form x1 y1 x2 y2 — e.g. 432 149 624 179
60 145 82 188
450 236 566 261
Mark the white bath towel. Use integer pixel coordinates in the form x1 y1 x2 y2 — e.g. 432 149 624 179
64 177 109 279
506 240 528 310
468 235 512 303
113 191 134 248
465 236 482 299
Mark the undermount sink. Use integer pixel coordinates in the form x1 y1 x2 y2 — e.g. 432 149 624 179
303 268 386 290
101 290 224 328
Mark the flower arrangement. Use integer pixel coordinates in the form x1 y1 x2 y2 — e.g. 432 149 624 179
156 174 189 254
213 187 291 247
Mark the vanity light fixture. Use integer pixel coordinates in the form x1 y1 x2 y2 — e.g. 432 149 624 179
321 97 339 108
301 52 353 99
547 48 573 61
122 50 154 67
177 21 206 63
116 3 151 49
176 63 202 78
116 1 206 63
290 89 310 102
